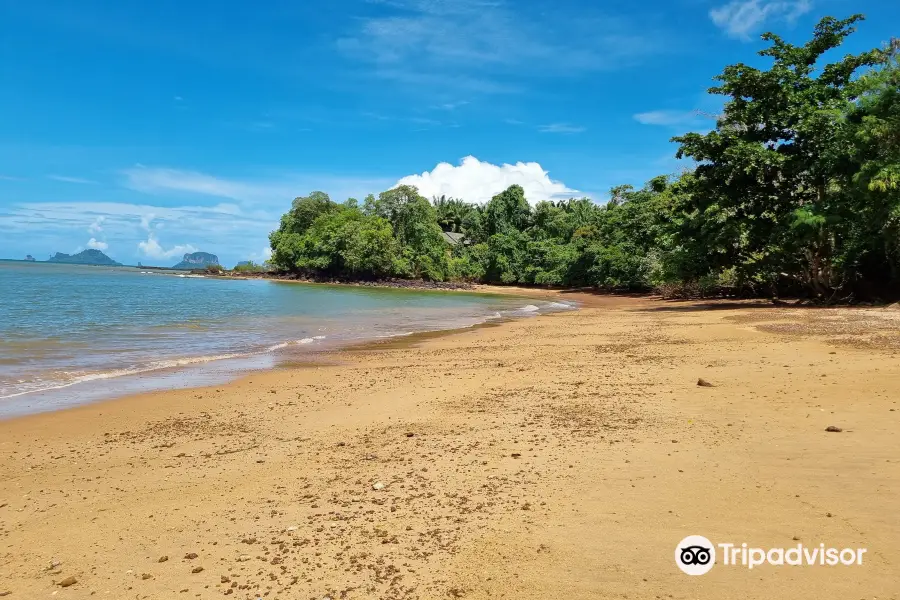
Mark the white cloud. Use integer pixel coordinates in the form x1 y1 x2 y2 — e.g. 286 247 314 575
122 165 393 206
123 167 271 202
338 0 658 93
137 233 198 260
140 213 156 231
0 201 275 257
47 174 97 185
433 101 469 111
538 123 586 134
88 216 106 234
710 0 811 40
246 245 273 263
86 238 108 251
634 110 703 126
396 156 580 204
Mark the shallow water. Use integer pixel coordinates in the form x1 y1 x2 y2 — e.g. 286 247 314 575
0 261 575 417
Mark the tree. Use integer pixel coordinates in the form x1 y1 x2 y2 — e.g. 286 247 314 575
673 15 886 298
485 232 529 284
483 185 532 237
374 186 449 280
433 196 477 233
841 43 900 290
338 215 397 276
264 16 898 300
269 192 339 271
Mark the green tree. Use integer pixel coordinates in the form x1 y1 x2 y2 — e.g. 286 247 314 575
269 192 340 270
374 186 449 279
433 196 477 233
264 18 898 300
673 15 886 298
483 185 532 237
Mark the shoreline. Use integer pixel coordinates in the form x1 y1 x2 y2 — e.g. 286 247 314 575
1 295 898 598
0 284 571 421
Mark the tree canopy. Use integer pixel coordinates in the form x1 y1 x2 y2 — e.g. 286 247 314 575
268 15 900 301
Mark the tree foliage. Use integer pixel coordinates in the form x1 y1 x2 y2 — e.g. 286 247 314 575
267 16 900 301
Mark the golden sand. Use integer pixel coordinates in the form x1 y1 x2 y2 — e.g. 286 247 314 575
1 293 898 599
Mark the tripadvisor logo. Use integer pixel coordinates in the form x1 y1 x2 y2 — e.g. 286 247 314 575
675 535 867 575
676 535 715 575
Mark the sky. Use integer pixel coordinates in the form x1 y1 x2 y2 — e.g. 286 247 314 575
1 0 897 267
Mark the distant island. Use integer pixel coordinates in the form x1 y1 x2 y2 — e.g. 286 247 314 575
172 252 219 270
24 255 35 262
47 249 122 266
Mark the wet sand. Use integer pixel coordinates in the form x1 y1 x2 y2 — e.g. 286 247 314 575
1 293 898 599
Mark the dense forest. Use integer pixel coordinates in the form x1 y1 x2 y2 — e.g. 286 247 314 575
269 15 900 302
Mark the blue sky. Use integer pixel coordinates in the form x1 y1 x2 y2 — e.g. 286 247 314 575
1 0 897 267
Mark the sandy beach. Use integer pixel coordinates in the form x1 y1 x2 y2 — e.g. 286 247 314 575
1 292 898 599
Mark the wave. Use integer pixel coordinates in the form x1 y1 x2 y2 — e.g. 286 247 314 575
374 331 414 339
0 352 247 399
0 297 578 403
504 300 576 316
266 335 327 351
546 301 577 310
0 335 330 400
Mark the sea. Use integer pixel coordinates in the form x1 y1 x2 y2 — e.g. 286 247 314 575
0 261 575 418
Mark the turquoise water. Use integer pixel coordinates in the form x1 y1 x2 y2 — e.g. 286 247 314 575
0 261 574 417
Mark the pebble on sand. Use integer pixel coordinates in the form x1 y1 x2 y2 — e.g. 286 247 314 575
191 566 204 574
184 552 198 559
58 577 77 588
697 378 715 387
158 556 169 563
825 426 843 433
372 482 385 490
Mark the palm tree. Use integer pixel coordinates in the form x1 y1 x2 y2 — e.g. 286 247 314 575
432 195 475 233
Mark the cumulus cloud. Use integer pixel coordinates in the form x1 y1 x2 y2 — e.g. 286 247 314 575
86 238 108 251
246 246 273 263
1 199 281 266
395 156 580 204
710 0 811 40
137 234 198 260
140 213 156 231
88 216 106 234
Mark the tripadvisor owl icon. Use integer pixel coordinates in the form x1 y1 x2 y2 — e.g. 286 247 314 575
676 535 716 575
